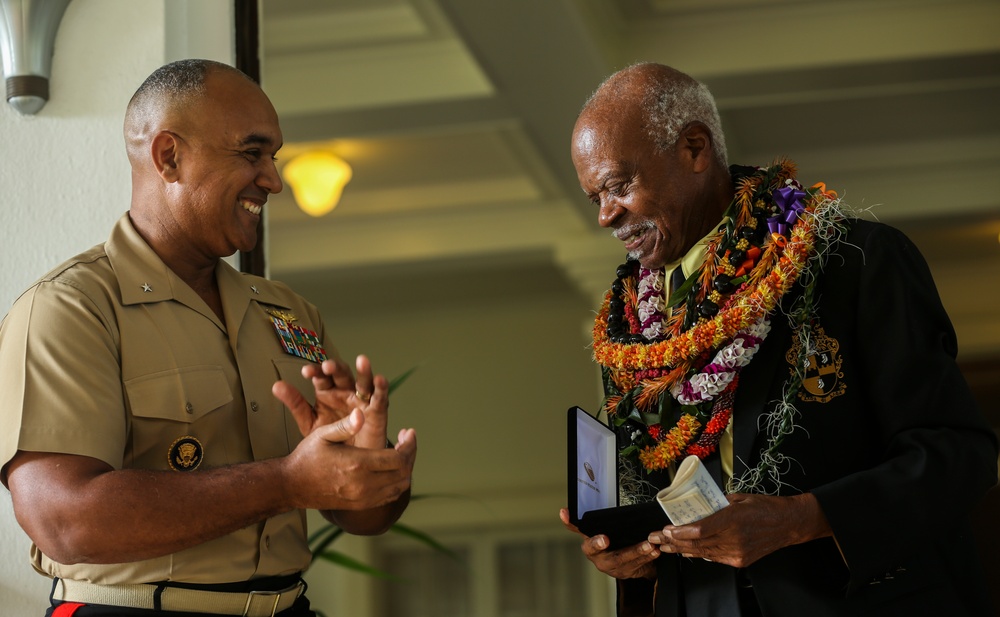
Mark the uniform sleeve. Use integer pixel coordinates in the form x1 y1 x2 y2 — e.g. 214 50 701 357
810 223 998 586
0 280 126 477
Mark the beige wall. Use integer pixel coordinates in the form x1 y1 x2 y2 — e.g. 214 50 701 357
294 267 605 614
0 1 234 613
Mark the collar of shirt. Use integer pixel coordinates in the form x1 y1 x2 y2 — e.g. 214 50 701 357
105 213 292 315
661 218 725 298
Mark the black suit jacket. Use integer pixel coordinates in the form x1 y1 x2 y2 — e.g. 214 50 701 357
634 221 998 617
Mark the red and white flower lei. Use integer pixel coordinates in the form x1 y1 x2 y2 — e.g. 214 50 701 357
671 317 771 405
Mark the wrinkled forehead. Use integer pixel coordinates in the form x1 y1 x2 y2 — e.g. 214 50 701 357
573 103 645 155
572 124 600 153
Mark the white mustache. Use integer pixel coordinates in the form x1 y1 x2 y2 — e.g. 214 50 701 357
613 220 655 241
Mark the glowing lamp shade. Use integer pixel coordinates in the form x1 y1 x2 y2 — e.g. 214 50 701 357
282 151 353 217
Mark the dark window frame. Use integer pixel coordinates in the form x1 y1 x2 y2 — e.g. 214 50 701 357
234 0 265 277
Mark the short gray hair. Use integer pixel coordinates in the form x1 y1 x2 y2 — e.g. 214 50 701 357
585 63 729 168
126 59 251 123
643 72 728 168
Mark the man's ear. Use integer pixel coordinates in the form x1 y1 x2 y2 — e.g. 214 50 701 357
150 131 180 182
678 122 714 174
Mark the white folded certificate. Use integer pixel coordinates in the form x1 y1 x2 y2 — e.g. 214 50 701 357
655 455 729 525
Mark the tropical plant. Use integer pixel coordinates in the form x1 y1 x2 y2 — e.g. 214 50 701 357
305 366 461 584
307 496 459 580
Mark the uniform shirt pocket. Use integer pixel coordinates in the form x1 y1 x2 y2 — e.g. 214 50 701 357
126 365 233 422
271 358 314 405
124 365 234 470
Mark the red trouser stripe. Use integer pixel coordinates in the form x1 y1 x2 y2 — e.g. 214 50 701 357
52 602 86 617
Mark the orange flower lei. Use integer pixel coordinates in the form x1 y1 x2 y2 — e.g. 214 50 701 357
595 160 841 473
593 211 816 373
639 414 701 470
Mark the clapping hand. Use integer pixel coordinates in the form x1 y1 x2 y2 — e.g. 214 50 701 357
273 354 389 450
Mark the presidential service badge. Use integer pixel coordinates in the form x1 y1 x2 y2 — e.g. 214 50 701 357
786 324 846 403
168 436 204 472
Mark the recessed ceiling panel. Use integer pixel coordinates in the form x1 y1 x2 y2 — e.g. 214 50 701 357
268 127 548 223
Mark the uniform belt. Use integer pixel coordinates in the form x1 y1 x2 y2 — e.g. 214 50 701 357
52 578 304 617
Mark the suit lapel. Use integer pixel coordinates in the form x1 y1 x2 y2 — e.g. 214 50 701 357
732 314 791 482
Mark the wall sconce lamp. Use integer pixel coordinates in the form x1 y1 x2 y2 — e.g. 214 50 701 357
0 0 73 115
282 151 353 217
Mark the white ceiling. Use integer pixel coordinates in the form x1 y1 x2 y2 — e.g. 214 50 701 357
259 0 1000 359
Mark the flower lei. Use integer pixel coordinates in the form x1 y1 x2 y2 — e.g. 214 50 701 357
594 159 845 493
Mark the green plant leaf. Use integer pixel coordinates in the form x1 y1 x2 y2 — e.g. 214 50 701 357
308 525 346 559
389 523 462 563
307 523 339 546
315 549 401 580
306 369 469 582
388 365 419 393
617 391 635 418
668 277 698 308
602 367 618 397
306 494 477 576
406 492 486 506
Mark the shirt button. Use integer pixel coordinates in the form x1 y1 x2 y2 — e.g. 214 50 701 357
250 401 259 412
185 402 194 414
264 535 270 549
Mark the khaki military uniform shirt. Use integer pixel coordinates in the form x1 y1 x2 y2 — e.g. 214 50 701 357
0 213 335 585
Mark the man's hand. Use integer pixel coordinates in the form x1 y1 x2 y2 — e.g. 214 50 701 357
272 354 389 450
6 410 417 563
647 493 832 567
281 409 416 514
276 358 415 534
559 508 658 580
